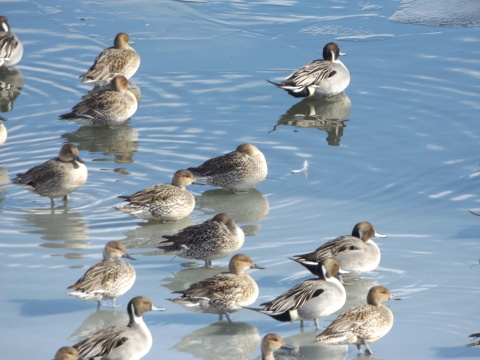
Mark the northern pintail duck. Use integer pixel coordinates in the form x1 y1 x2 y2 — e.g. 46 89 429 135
169 254 264 322
292 222 386 276
268 42 350 98
67 241 136 307
467 333 480 347
158 213 245 267
187 143 267 194
12 144 87 206
60 75 138 125
261 333 295 360
0 16 23 67
54 346 79 360
316 285 401 355
253 258 346 329
80 32 140 83
115 169 195 221
74 296 164 359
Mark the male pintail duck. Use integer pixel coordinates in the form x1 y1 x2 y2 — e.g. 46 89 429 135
467 333 480 347
169 254 264 322
67 241 136 307
74 296 164 359
114 169 195 221
60 76 138 125
54 346 79 360
80 32 140 83
316 285 401 355
0 16 23 67
187 143 267 194
268 42 349 98
253 258 346 330
12 144 87 206
291 222 386 277
158 213 245 267
261 333 296 360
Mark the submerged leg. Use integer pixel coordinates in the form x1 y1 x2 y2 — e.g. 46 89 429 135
362 338 374 355
300 320 305 331
96 301 101 311
63 194 69 203
205 260 212 267
50 198 55 207
314 318 320 330
225 313 232 323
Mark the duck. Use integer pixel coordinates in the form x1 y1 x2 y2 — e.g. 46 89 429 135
79 32 140 83
169 254 264 322
59 76 138 125
316 285 401 355
291 222 386 277
67 241 136 307
467 333 480 347
54 346 79 360
74 296 164 359
261 333 295 360
114 169 195 221
158 213 245 267
268 42 349 98
12 144 88 206
252 258 346 330
187 143 267 194
0 16 23 67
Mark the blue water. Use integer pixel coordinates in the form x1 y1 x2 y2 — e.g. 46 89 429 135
1 0 479 359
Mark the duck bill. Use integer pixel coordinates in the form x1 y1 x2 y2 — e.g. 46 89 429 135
251 263 265 270
390 294 402 301
374 231 387 238
75 156 86 164
152 305 166 311
282 343 296 351
123 252 137 261
339 52 346 56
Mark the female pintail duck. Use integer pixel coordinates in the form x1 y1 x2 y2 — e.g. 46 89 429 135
187 143 267 194
54 346 79 360
79 32 140 83
253 258 346 330
467 333 480 347
60 76 138 125
268 42 349 98
291 222 386 276
169 254 264 322
114 169 195 221
67 241 136 307
0 16 23 67
12 144 87 206
316 285 401 355
158 213 245 267
261 333 295 360
74 296 164 359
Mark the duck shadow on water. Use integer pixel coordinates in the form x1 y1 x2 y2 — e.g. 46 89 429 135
269 93 351 146
0 66 24 113
171 320 260 360
11 298 93 317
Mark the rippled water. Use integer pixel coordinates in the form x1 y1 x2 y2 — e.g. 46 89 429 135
1 0 480 359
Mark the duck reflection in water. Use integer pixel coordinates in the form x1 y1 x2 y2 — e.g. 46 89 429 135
195 188 270 237
280 331 348 360
0 116 7 145
270 93 351 146
172 321 260 360
61 123 139 164
0 66 24 112
69 308 129 342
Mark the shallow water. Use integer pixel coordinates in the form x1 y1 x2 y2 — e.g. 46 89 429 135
1 0 480 359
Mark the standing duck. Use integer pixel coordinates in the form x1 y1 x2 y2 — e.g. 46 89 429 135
114 169 195 221
158 213 245 267
0 16 23 67
74 296 164 359
169 254 264 322
316 285 401 355
80 32 140 83
188 143 267 194
253 258 346 329
291 222 386 276
268 42 349 98
67 241 136 307
60 76 138 125
12 144 87 206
